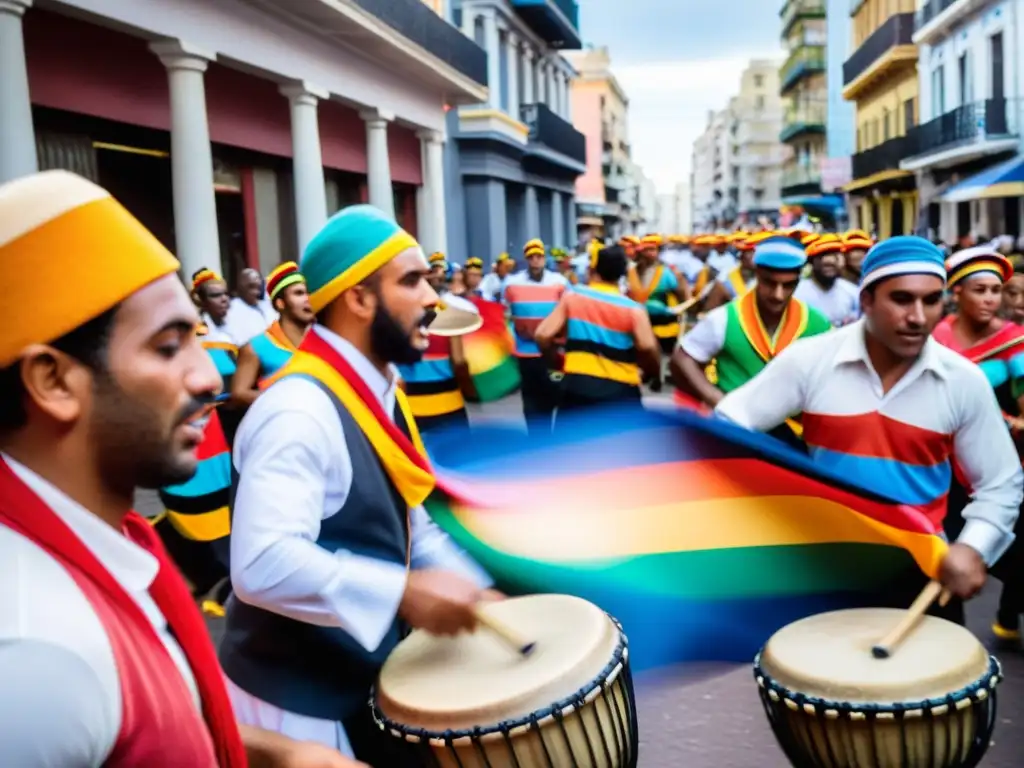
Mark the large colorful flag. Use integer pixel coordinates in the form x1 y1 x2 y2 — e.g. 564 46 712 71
463 297 520 402
426 406 947 670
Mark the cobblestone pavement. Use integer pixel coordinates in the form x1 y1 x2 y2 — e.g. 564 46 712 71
137 392 1024 766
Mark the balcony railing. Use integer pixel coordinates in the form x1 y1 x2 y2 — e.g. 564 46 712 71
780 101 827 142
350 0 487 85
843 13 914 86
851 135 916 179
915 0 959 31
508 0 581 49
780 0 826 38
520 102 587 164
780 46 826 92
781 165 822 191
905 99 1017 159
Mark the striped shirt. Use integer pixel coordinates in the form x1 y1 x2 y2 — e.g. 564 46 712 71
715 319 1022 566
563 285 644 398
503 270 569 357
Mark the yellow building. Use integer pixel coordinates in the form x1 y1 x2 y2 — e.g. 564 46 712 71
842 0 918 238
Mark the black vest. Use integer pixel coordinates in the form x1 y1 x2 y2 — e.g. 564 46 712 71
219 377 411 720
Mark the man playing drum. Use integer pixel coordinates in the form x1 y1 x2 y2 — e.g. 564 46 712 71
221 204 496 765
715 236 1023 620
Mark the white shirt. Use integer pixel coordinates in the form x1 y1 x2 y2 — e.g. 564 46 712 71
715 320 1023 566
679 305 730 364
794 277 861 327
479 272 507 302
502 269 569 298
0 455 199 767
225 297 275 346
673 251 707 285
227 326 491 749
706 250 738 277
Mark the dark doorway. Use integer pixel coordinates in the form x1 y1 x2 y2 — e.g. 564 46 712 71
891 197 905 236
96 147 175 253
216 191 247 289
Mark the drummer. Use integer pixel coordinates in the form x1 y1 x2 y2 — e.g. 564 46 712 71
715 236 1023 618
222 204 496 763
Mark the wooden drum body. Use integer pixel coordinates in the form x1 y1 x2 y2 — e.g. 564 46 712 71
372 594 639 768
753 608 1003 768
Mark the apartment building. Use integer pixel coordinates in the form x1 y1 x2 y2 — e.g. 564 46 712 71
657 182 693 234
691 108 730 230
445 0 585 262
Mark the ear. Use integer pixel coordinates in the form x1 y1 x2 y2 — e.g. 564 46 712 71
17 345 90 426
343 283 378 322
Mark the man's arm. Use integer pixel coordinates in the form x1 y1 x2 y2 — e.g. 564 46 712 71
230 344 263 407
240 725 368 767
669 309 727 406
631 306 662 381
409 505 493 587
534 294 569 368
701 281 732 312
714 341 810 431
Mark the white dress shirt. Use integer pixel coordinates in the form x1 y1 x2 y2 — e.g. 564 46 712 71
479 272 507 302
227 325 491 753
201 313 238 345
0 455 199 767
678 305 730 364
715 320 1023 566
225 297 275 346
794 277 861 326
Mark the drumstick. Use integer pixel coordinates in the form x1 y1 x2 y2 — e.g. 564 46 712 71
871 580 950 659
473 605 536 657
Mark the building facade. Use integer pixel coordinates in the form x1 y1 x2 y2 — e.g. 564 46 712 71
779 0 830 205
445 0 585 262
734 59 787 223
826 0 857 159
690 109 730 230
0 0 487 284
656 182 692 234
904 0 1024 241
844 0 919 238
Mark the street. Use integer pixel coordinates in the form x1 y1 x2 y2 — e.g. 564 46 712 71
136 392 1024 765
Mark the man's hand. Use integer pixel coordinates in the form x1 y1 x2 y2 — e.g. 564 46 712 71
399 569 484 636
241 726 370 768
940 543 987 599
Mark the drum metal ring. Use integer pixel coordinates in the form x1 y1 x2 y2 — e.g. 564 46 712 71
371 616 640 768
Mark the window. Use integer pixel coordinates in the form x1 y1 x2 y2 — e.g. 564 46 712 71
932 66 945 117
903 99 916 133
958 53 971 105
991 33 1005 101
754 74 764 88
882 109 891 142
755 95 765 110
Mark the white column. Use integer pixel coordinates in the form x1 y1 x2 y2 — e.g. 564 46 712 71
280 81 328 253
504 31 520 121
551 191 564 248
562 74 572 120
417 129 447 254
360 108 395 219
546 58 557 110
522 47 535 107
150 40 220 282
482 9 501 109
0 0 37 183
525 184 540 237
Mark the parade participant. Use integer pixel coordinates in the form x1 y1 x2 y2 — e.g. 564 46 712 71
427 252 448 293
794 233 861 326
715 236 1023 620
504 238 570 434
464 256 485 297
0 170 363 767
553 248 579 285
194 267 235 343
628 233 688 357
686 234 719 303
222 204 495 763
619 234 641 261
701 231 773 312
536 244 660 415
1002 255 1024 324
228 267 276 346
706 232 738 276
933 246 1024 641
841 229 873 283
480 251 514 301
231 261 314 406
671 236 832 446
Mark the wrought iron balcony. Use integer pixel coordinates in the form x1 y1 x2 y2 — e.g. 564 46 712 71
508 0 581 49
520 102 587 165
350 0 487 85
780 46 826 93
781 165 822 194
842 13 915 88
780 0 825 38
904 99 1017 160
851 135 916 180
780 101 827 143
916 0 959 31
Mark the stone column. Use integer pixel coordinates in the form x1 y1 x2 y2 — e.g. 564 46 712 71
546 58 557 111
566 194 577 249
0 0 37 183
417 128 447 254
280 81 328 253
562 74 572 120
522 47 535 107
360 108 395 219
551 191 564 248
482 9 501 109
504 31 519 122
524 184 540 238
150 39 220 282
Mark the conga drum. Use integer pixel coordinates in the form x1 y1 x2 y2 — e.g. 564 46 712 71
372 594 638 767
753 608 1003 767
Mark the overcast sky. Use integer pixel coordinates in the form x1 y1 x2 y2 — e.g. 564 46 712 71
577 0 785 193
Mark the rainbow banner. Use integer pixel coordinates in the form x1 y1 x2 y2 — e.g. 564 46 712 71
463 297 520 402
426 406 947 669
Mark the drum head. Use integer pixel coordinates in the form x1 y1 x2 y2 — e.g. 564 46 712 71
759 608 990 703
377 594 620 732
428 296 483 337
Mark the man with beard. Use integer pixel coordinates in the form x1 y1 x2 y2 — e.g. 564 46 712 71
715 236 1023 622
227 267 276 345
221 204 495 763
701 232 776 312
463 256 485 297
841 229 873 283
231 261 314 405
0 171 364 766
795 233 861 326
480 251 514 301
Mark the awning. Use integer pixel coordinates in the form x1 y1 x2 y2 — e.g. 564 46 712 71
780 194 846 215
942 156 1024 203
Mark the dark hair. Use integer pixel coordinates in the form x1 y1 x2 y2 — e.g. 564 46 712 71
0 306 119 432
595 245 628 283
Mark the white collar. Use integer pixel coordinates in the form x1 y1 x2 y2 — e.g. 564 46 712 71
2 453 159 593
833 319 949 381
313 325 397 411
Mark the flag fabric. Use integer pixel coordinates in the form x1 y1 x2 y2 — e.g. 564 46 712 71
425 405 948 670
463 297 521 402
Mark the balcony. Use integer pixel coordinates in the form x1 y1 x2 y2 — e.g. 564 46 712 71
780 0 826 38
850 135 916 182
780 46 826 94
781 165 823 196
780 101 827 143
842 13 916 101
509 0 581 49
520 102 587 167
914 0 975 46
901 99 1020 171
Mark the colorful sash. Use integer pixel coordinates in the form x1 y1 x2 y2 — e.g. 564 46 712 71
735 289 810 362
727 267 753 299
628 264 664 304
